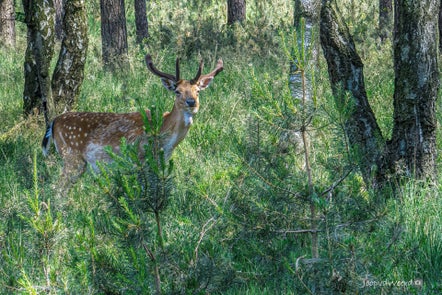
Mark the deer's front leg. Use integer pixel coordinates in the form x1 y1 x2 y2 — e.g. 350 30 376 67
58 154 87 193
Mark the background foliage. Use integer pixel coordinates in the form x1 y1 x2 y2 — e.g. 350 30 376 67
0 0 441 294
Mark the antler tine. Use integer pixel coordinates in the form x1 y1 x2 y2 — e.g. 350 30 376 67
190 60 204 85
145 54 177 82
212 59 223 76
200 59 223 81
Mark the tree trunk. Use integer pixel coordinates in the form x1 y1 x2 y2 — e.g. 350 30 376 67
0 0 15 48
22 0 55 116
320 1 385 187
439 4 442 51
227 0 246 24
54 0 65 40
386 0 439 181
51 0 88 113
320 0 439 187
134 0 149 44
292 0 320 102
100 0 128 71
379 0 392 42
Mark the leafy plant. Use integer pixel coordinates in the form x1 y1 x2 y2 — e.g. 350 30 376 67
92 105 172 293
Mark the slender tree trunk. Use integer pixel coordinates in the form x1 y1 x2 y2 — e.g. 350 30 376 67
22 0 55 116
292 0 320 103
134 0 149 44
0 0 15 48
386 0 439 181
292 0 321 259
379 0 392 42
100 0 128 70
51 0 88 113
320 1 386 187
227 0 246 24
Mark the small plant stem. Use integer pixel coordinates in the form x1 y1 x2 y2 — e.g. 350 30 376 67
299 68 318 259
143 243 161 295
302 128 318 258
154 211 164 250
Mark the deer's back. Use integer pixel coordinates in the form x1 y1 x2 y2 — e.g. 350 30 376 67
52 111 147 165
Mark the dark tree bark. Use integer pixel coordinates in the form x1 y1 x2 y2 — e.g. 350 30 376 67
0 0 15 47
134 0 149 44
379 0 392 42
439 3 442 51
51 0 88 113
227 0 246 24
22 0 55 116
320 1 385 187
100 0 128 70
320 0 439 187
54 0 65 40
387 0 439 180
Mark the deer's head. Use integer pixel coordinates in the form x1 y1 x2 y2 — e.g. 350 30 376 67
145 55 224 117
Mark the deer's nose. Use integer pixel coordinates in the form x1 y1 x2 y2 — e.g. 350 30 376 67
186 98 196 107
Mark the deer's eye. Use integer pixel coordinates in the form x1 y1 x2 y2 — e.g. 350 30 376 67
174 90 181 95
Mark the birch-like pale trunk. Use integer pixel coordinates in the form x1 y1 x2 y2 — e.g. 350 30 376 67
291 0 321 259
51 0 88 113
0 0 15 47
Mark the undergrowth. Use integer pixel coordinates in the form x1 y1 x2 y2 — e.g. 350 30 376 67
0 0 441 294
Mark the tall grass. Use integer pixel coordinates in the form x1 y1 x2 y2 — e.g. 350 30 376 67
0 0 441 293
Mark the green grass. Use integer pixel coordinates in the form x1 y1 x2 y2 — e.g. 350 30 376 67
0 0 441 293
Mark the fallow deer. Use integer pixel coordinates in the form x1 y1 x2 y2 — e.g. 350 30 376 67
42 54 223 186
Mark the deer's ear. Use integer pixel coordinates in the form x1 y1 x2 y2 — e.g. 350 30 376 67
197 76 214 90
161 78 177 91
196 59 223 90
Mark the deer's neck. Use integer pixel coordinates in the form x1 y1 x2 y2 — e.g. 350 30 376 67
160 105 194 159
